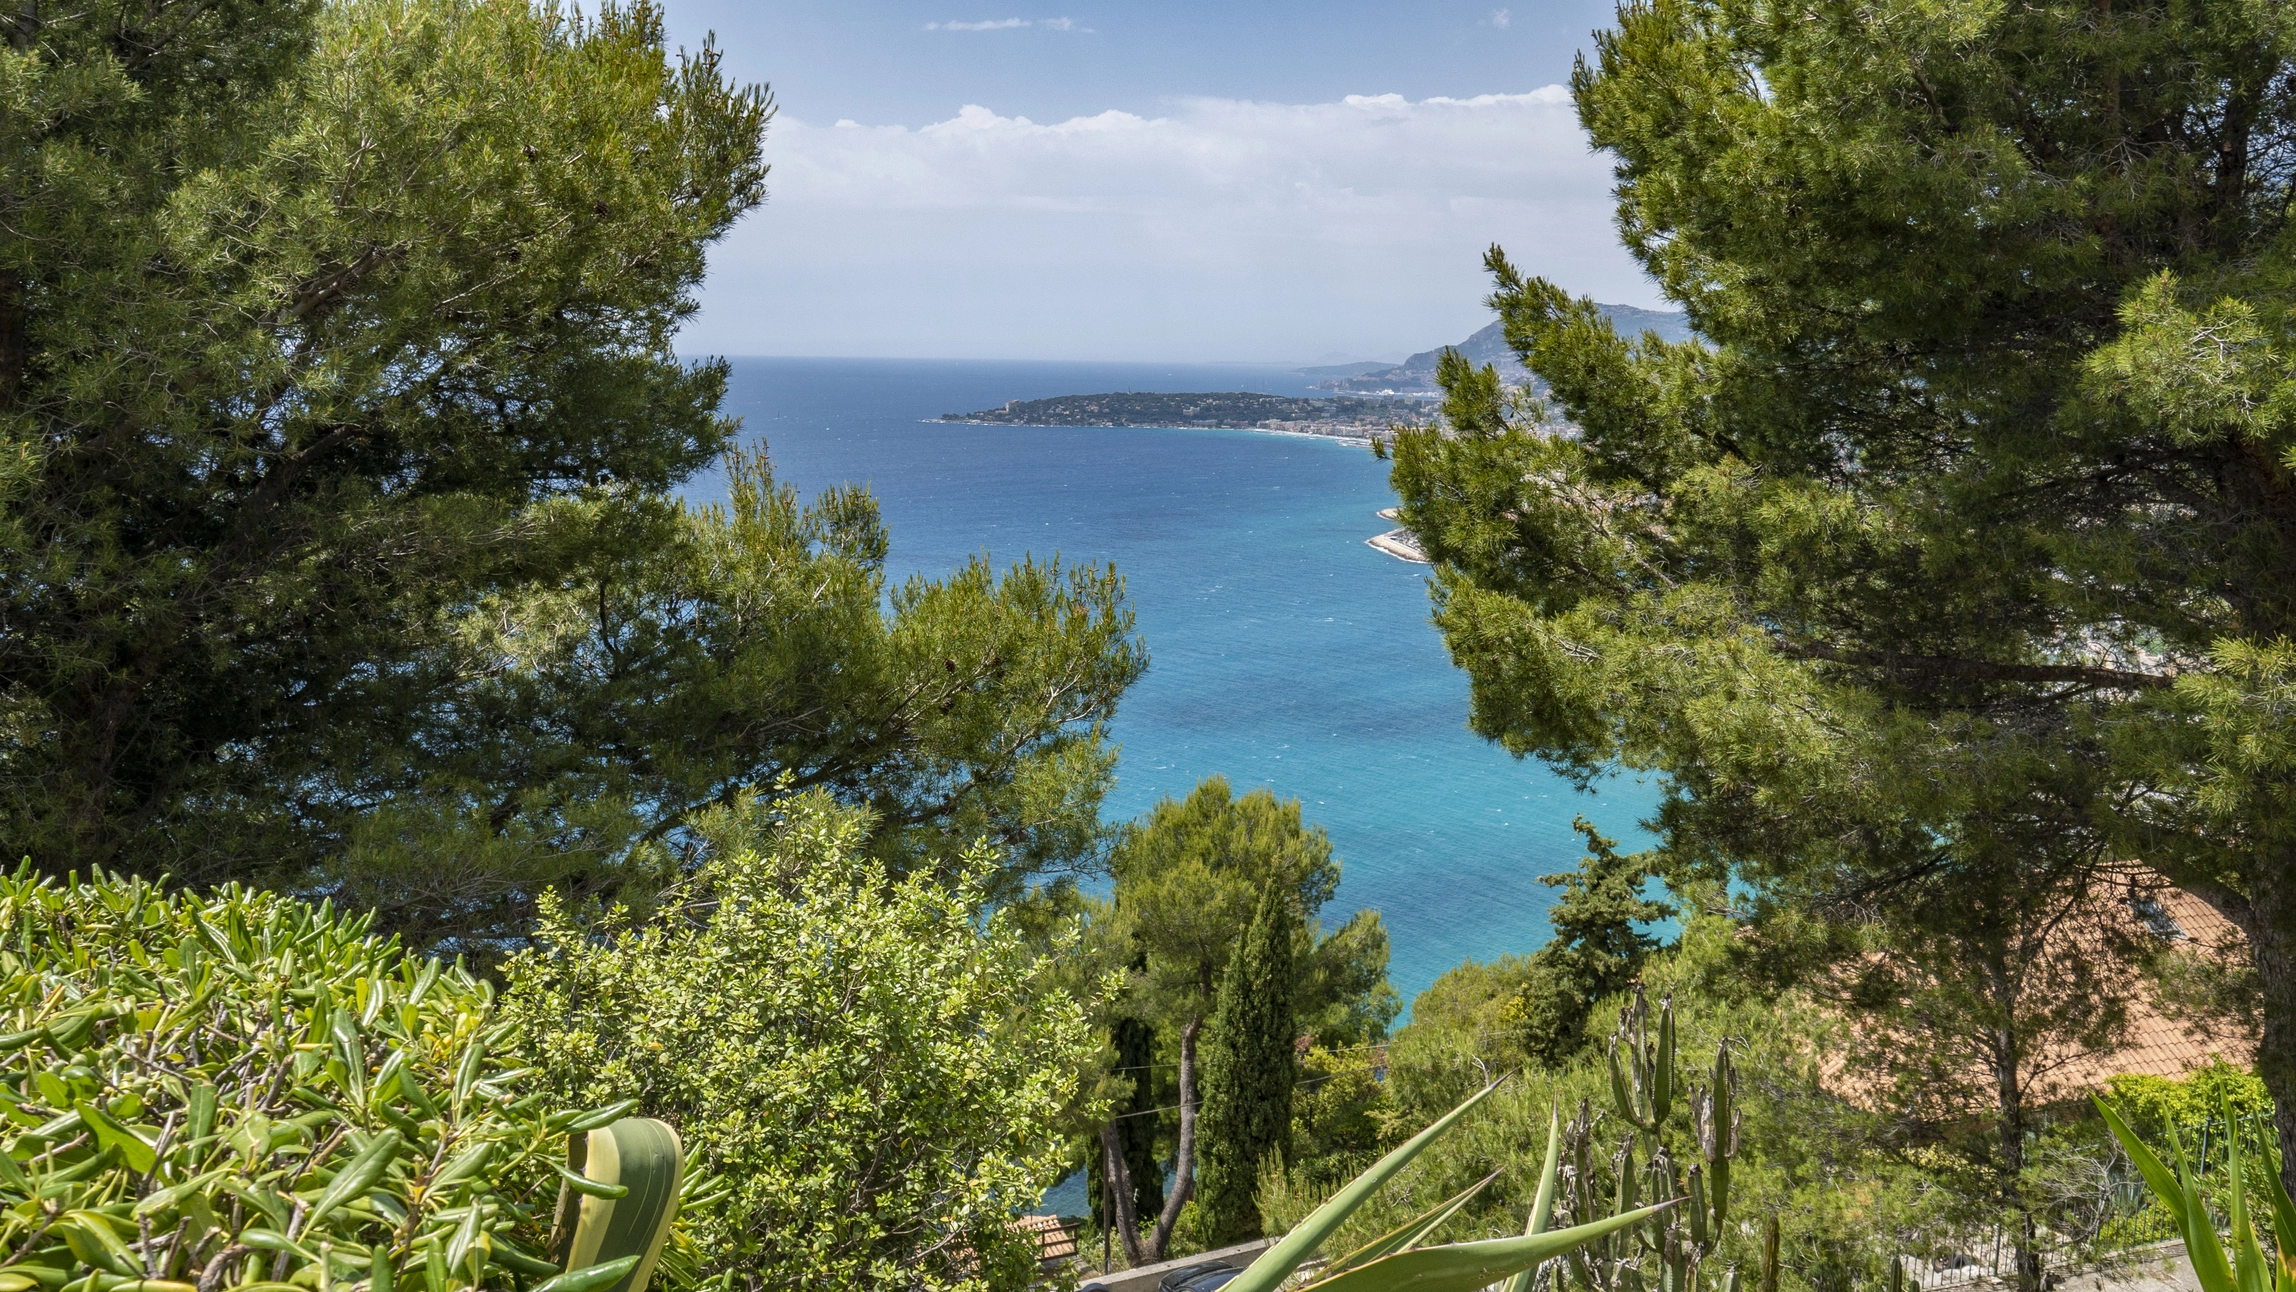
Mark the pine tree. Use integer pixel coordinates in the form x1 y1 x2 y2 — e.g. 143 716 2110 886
1509 818 1673 1066
1382 0 2296 1255
0 0 1145 935
1196 882 1300 1245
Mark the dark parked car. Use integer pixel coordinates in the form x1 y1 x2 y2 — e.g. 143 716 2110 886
1178 1270 1245 1292
1158 1261 1234 1292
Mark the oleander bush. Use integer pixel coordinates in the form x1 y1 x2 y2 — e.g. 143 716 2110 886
0 868 632 1292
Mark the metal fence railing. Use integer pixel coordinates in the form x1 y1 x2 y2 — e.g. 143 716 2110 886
1895 1106 2280 1292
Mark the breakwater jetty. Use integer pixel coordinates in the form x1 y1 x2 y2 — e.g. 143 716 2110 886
1367 507 1427 563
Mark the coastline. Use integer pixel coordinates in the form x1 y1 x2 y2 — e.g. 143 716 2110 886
930 417 1383 447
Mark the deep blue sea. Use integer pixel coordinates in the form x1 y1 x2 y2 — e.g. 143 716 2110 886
692 357 1657 1013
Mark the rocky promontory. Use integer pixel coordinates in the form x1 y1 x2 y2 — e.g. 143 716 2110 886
941 391 1424 442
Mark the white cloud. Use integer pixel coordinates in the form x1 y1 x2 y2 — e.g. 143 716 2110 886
1489 8 1513 28
925 17 1028 30
689 88 1651 360
1041 17 1083 31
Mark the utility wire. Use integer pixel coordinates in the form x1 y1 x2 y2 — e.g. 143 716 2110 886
1102 1038 1388 1077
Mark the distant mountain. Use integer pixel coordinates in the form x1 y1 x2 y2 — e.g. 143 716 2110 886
1294 360 1398 379
1308 305 1692 394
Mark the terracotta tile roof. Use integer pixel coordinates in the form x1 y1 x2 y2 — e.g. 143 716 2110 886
1816 881 2257 1112
2045 889 2253 1090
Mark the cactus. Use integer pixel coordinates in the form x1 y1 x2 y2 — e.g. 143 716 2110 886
1561 994 1744 1292
1607 990 1676 1135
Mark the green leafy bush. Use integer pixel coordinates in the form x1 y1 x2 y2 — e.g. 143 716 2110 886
500 792 1100 1291
0 867 622 1291
2103 1064 2273 1137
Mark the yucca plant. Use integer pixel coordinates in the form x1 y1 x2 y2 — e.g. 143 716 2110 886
2097 1092 2295 1292
0 867 662 1292
1221 1080 1676 1292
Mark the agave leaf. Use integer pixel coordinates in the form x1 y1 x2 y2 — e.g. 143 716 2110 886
560 1118 684 1292
2094 1098 2188 1229
2224 1101 2279 1292
1226 1078 1509 1292
1499 1105 1566 1292
2182 1151 2237 1292
1302 1200 1677 1292
2260 1137 2296 1286
1328 1171 1504 1276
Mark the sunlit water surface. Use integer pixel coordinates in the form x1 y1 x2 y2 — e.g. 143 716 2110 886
692 357 1658 1019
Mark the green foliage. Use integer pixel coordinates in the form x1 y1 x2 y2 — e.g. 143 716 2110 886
1384 0 2296 1211
316 449 1145 943
0 0 1145 948
1289 1044 1399 1194
1296 910 1404 1052
0 866 616 1290
1199 884 1304 1243
1509 821 1672 1067
2105 1065 2276 1139
498 791 1099 1291
1113 778 1341 1017
1102 777 1392 1259
0 0 768 882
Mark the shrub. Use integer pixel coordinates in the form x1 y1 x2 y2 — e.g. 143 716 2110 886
0 867 623 1291
2103 1064 2273 1137
499 792 1100 1291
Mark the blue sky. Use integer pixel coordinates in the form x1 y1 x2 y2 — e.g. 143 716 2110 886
662 2 1661 362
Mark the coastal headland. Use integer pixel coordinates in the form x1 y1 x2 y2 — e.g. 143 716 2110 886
941 391 1425 443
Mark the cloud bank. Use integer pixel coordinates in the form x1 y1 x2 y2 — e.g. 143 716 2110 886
688 88 1648 361
923 17 1084 32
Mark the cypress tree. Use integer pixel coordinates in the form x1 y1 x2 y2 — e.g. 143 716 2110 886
1195 882 1299 1244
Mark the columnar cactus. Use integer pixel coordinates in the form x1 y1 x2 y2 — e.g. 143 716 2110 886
1557 991 1749 1292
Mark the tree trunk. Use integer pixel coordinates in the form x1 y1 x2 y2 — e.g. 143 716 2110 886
1149 1018 1201 1261
1101 1121 1146 1267
0 269 22 407
2240 877 2296 1201
1986 951 2043 1292
2186 868 2296 1200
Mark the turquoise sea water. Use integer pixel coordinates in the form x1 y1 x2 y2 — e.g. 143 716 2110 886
697 357 1657 1012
